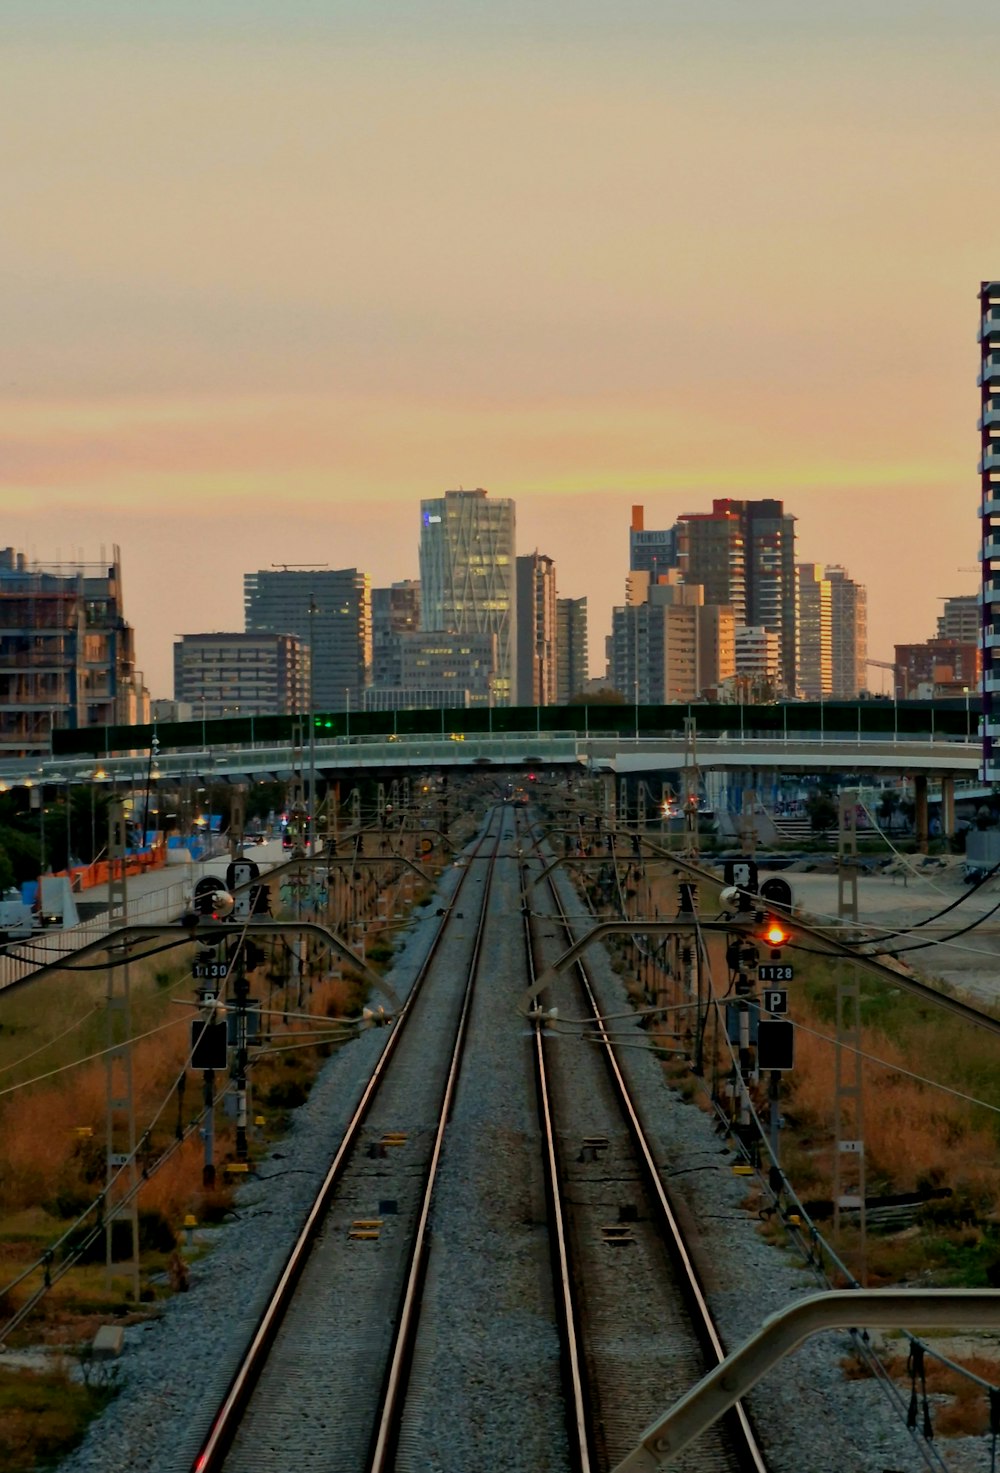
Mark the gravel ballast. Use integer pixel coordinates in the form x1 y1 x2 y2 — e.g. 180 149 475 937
48 816 994 1473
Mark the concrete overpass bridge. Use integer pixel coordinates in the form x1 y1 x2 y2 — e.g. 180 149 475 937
6 726 983 789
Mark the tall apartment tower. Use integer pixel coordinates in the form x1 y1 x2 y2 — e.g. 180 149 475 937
419 488 517 704
743 499 797 696
0 547 145 756
796 564 833 698
979 281 1000 777
244 567 371 712
556 597 588 703
629 505 678 579
826 565 867 698
516 552 558 705
676 502 747 625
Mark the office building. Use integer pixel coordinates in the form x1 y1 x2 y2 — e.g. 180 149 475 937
419 488 516 704
796 564 833 698
629 505 677 579
244 567 371 713
556 597 589 703
366 631 496 708
516 552 558 706
173 632 308 719
0 547 145 756
372 580 421 687
826 565 867 699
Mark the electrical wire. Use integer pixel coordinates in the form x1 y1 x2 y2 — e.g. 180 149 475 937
0 1004 102 1078
792 1017 1000 1115
0 1015 190 1099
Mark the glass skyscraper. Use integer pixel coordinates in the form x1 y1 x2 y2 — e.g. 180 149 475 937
419 489 517 704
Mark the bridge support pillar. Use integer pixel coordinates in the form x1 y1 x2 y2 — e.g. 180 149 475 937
914 775 929 853
941 776 956 839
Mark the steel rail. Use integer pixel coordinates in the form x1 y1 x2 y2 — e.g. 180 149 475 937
519 811 593 1473
367 808 506 1472
189 814 498 1473
530 822 769 1473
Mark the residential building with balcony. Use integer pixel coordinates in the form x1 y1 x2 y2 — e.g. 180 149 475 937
0 547 145 756
979 280 1000 776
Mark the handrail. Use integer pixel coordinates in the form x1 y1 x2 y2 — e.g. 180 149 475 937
613 1290 1000 1472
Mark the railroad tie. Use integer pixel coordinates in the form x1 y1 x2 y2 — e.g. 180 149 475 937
601 1224 636 1247
349 1218 384 1241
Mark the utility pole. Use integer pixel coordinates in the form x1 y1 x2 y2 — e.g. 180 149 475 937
682 716 700 858
834 788 866 1284
104 800 139 1299
232 958 250 1162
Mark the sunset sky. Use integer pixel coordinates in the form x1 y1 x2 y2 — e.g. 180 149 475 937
2 0 995 697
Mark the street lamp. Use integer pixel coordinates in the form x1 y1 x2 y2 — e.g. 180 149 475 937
91 768 107 866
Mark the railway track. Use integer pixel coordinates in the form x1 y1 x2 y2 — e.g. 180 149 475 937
190 801 770 1473
520 811 769 1473
191 808 506 1472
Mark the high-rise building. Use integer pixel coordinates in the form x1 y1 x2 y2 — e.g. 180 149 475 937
173 632 308 719
629 505 678 579
735 625 782 695
0 547 145 756
937 594 979 644
614 572 734 700
244 567 371 713
979 280 1000 777
743 499 797 696
371 580 421 687
611 601 698 704
796 564 833 698
676 501 747 625
516 552 558 706
419 488 516 704
556 597 589 703
826 565 867 698
363 631 496 710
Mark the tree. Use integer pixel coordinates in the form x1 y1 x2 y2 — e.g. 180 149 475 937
806 791 838 833
568 688 625 705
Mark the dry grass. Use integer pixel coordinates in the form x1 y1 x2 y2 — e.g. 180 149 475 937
844 1350 1000 1436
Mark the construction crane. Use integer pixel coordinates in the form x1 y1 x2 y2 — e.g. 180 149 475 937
270 564 329 570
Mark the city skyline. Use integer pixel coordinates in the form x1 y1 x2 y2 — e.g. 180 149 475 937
2 1 992 695
0 485 962 703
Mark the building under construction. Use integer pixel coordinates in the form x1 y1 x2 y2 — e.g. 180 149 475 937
0 547 147 757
